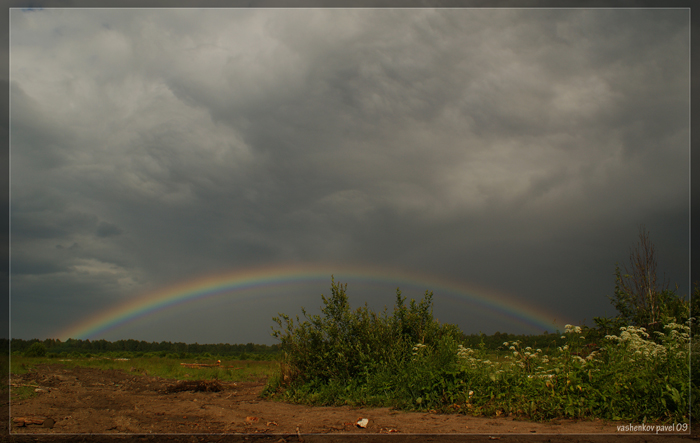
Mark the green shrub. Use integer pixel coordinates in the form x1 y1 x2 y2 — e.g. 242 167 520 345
267 277 463 407
266 277 691 422
24 342 46 358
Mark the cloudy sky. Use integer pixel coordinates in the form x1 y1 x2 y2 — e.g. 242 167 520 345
9 8 690 345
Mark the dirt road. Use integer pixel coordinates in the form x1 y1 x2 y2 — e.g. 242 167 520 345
5 364 696 442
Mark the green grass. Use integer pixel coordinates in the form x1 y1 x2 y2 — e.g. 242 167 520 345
450 325 691 422
7 355 279 402
10 385 38 401
7 354 42 401
9 356 279 383
268 323 690 423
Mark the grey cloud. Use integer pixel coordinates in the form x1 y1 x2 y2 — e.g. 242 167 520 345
96 221 122 238
8 8 689 342
11 257 67 276
10 83 74 171
11 199 98 240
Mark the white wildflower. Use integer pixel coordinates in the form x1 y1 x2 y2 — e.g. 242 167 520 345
606 324 671 362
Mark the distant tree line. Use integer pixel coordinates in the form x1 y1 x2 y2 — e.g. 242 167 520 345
6 333 572 358
8 338 281 359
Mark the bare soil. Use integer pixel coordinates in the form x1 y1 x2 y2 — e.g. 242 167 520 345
4 364 697 443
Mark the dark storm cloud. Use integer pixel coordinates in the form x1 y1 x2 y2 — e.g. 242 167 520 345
11 257 66 275
11 198 98 240
9 8 689 342
96 221 122 238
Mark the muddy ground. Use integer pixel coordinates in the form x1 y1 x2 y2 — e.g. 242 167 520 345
3 364 697 442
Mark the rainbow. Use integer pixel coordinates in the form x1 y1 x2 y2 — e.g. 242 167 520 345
56 263 568 340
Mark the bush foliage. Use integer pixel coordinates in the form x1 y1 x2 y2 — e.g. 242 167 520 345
266 277 691 424
267 277 463 403
23 342 47 358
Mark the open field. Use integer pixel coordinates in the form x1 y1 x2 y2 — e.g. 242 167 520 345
4 356 696 441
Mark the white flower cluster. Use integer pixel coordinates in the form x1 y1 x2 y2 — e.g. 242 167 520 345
605 326 668 361
456 344 493 368
572 355 587 364
509 343 556 379
655 321 691 359
565 324 583 334
456 344 474 359
503 341 546 371
557 344 597 363
527 372 555 380
584 351 598 362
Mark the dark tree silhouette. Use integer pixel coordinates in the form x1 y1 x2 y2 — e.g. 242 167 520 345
609 225 687 332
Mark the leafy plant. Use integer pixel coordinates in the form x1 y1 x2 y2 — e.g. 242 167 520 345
23 342 47 358
268 277 463 407
267 277 690 423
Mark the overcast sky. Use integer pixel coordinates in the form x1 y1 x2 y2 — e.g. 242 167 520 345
9 8 690 344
